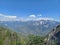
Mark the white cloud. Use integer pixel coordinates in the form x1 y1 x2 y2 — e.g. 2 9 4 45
0 14 5 16
37 14 42 17
0 13 18 21
0 13 17 19
0 13 55 21
35 18 54 21
28 15 36 18
4 16 17 19
19 17 54 22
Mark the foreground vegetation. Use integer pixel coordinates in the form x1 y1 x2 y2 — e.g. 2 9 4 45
0 26 57 45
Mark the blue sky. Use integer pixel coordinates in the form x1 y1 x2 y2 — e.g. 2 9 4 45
0 0 60 21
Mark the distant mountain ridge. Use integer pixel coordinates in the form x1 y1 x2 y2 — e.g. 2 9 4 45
0 19 60 36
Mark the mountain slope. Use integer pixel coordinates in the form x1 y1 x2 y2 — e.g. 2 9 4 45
0 26 28 45
0 26 57 45
0 26 47 45
45 25 60 45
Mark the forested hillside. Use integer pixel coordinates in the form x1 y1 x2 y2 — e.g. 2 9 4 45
0 26 46 45
0 26 58 45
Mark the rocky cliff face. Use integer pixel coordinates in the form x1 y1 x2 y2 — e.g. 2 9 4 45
46 25 60 45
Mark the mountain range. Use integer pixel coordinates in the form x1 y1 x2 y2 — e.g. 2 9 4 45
0 19 60 36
